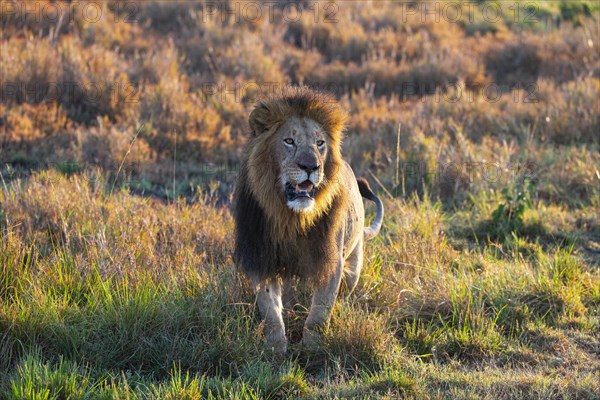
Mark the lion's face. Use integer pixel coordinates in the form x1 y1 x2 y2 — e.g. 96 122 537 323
273 117 328 213
245 87 346 230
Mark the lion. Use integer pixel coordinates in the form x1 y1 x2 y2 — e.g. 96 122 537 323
234 87 384 355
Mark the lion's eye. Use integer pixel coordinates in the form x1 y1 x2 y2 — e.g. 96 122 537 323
284 138 294 145
316 140 325 147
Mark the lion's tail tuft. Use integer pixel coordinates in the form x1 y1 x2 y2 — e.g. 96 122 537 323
357 178 384 240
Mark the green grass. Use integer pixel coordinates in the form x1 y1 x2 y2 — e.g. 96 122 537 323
0 172 598 399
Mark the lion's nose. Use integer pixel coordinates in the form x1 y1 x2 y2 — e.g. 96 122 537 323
297 163 320 173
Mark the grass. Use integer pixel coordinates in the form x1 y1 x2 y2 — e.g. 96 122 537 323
1 0 599 398
0 171 598 398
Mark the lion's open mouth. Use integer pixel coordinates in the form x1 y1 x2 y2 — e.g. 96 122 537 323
285 181 316 201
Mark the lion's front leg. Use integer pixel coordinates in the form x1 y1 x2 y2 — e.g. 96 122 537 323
302 257 344 348
253 277 287 355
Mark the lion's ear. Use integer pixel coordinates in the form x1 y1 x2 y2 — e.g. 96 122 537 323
249 104 270 136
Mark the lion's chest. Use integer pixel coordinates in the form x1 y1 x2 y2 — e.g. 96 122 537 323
273 229 339 270
270 225 339 279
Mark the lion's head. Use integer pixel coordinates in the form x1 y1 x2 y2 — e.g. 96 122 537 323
242 87 348 237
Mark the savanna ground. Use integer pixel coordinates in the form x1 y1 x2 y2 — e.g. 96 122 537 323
1 1 599 398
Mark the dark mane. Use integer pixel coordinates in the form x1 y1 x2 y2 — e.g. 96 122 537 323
234 166 343 286
234 86 348 286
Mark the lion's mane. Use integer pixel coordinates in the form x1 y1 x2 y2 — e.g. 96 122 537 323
234 87 348 285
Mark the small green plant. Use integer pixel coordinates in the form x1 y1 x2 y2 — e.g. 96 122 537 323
559 1 595 21
491 179 535 239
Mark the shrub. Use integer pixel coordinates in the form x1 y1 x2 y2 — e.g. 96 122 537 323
491 179 535 240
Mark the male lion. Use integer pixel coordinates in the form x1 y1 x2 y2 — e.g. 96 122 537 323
234 87 383 355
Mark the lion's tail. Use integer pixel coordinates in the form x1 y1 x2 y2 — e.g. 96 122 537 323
357 178 384 240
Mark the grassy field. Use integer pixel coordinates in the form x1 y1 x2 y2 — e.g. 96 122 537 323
1 1 599 398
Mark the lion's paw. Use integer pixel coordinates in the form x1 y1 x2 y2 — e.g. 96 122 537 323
301 327 322 349
266 335 288 356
